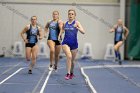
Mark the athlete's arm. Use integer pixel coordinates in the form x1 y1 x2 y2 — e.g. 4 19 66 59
123 26 129 40
58 20 64 41
44 21 50 38
109 25 117 33
75 21 85 34
38 27 43 40
20 26 28 43
58 22 65 41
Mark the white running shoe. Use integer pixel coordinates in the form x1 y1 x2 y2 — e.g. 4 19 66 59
48 65 53 71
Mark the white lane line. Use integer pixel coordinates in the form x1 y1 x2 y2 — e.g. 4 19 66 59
82 65 140 69
78 62 97 93
0 65 16 67
81 67 97 93
81 64 140 90
0 68 23 85
32 68 48 93
0 62 22 77
33 65 65 93
104 66 140 88
40 70 52 93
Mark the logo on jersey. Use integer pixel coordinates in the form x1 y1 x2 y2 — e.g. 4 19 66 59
49 22 58 30
31 28 38 35
116 27 123 33
65 25 75 31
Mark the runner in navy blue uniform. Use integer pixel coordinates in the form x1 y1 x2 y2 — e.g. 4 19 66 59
59 9 85 80
109 19 129 65
45 11 63 71
21 16 43 74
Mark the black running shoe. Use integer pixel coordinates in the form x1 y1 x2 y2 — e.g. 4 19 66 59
54 65 58 72
28 70 32 74
119 60 122 65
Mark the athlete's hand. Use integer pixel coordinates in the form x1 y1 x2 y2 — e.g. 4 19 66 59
58 35 62 41
123 37 126 41
24 39 28 43
109 29 115 33
39 37 43 40
74 24 79 29
44 36 47 38
44 34 47 38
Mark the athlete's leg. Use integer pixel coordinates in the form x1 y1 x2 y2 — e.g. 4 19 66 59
114 41 123 60
70 49 78 74
62 45 72 75
26 47 32 61
54 45 61 70
47 40 55 68
69 49 78 79
29 44 38 72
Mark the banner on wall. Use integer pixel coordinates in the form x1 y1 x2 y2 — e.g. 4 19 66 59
128 0 140 59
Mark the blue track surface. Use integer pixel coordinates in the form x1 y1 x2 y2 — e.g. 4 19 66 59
0 58 140 93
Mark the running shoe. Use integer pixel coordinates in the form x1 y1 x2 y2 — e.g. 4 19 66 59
65 73 70 80
53 65 58 72
69 73 75 79
48 65 53 71
119 60 122 65
28 70 32 74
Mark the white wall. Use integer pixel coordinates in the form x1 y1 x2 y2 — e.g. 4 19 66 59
0 4 14 55
1 0 119 3
0 2 121 59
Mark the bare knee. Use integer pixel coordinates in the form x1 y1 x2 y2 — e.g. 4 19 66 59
26 55 30 59
26 55 31 61
32 56 36 62
114 46 119 51
67 55 72 61
50 49 55 54
26 52 31 61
